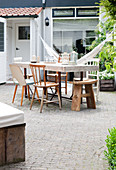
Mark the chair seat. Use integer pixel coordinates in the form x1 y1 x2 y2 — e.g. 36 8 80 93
73 79 98 85
25 79 34 85
73 77 88 81
27 74 33 79
14 79 34 85
34 81 59 88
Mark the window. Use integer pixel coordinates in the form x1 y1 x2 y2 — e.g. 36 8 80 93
53 19 98 55
0 22 4 52
77 8 99 17
52 8 75 17
18 26 30 40
85 30 96 46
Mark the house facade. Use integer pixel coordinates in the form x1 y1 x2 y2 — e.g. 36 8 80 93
0 0 100 83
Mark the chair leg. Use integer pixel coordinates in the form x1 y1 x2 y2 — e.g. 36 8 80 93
85 84 96 109
71 84 82 111
27 85 30 100
55 75 58 92
21 86 25 106
40 88 45 113
30 87 36 110
57 86 61 110
46 88 48 107
12 85 18 103
35 88 40 103
65 73 68 94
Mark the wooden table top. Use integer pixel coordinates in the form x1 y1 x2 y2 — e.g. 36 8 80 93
13 61 99 72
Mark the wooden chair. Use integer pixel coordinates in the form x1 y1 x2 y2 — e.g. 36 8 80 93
71 79 98 111
47 72 68 94
9 64 34 106
74 58 99 101
30 64 61 113
27 56 40 79
47 54 68 94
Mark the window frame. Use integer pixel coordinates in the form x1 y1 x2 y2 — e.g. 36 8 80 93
18 26 30 40
76 8 99 17
52 8 75 18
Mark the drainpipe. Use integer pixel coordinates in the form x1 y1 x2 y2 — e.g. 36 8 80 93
43 9 45 60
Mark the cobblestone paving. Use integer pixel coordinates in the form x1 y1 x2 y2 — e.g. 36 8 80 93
0 84 116 170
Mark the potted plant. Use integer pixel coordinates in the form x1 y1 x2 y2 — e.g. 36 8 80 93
99 70 115 91
99 43 116 91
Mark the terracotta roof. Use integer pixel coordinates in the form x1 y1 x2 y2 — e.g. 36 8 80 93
0 7 42 17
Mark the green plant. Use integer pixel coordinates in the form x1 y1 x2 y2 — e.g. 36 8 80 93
99 43 116 72
88 0 116 73
99 0 116 20
99 70 114 80
104 127 116 170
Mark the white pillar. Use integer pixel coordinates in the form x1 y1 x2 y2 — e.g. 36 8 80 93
30 18 36 61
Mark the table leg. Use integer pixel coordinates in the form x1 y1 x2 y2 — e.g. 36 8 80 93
80 72 83 81
80 72 83 104
44 71 48 95
45 70 47 81
58 72 62 106
24 68 27 97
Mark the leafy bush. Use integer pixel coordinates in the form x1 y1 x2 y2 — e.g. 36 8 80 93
89 0 116 73
99 0 116 20
99 44 116 72
104 127 116 170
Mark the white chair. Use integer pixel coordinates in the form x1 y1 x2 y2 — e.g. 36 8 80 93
85 58 99 101
74 58 99 101
9 64 34 106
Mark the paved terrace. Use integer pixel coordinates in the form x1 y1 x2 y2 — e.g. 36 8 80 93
0 83 116 170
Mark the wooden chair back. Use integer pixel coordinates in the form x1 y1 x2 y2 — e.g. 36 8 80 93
9 64 26 86
30 64 46 86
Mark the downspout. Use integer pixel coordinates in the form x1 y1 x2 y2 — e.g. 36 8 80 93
43 9 45 60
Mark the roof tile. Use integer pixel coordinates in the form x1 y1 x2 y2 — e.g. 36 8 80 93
0 7 42 17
